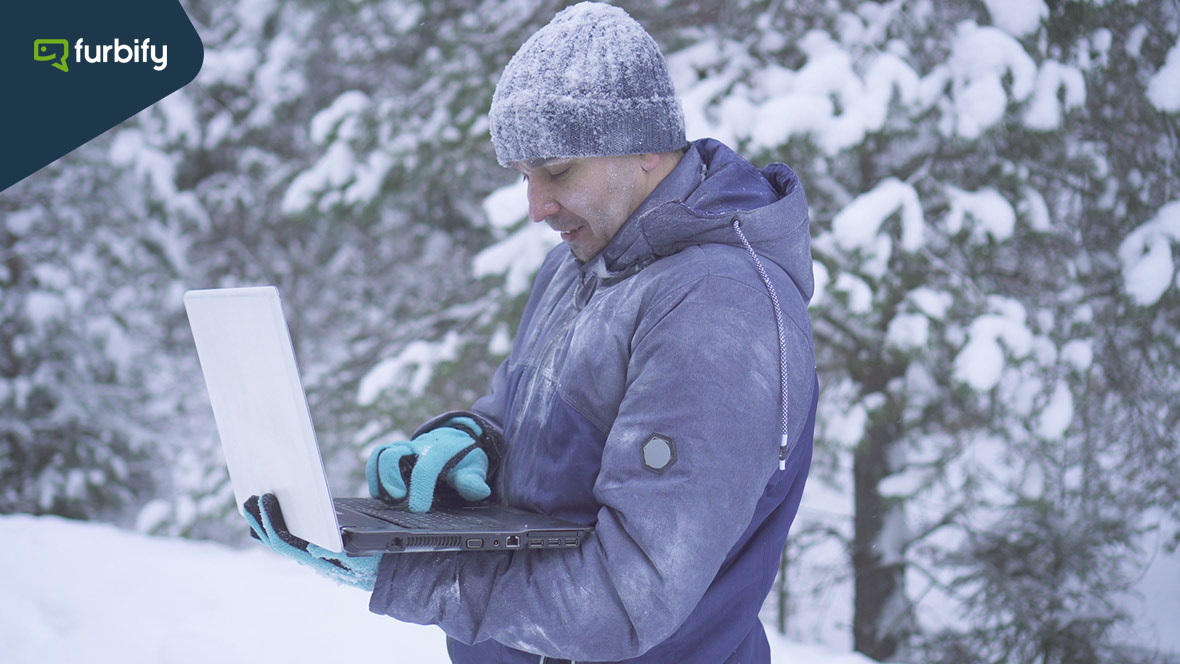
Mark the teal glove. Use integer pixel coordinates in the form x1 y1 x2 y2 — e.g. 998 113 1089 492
243 493 380 591
366 416 491 513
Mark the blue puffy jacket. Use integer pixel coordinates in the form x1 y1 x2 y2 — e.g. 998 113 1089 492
369 138 818 663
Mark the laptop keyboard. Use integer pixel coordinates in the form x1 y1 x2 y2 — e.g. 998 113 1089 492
335 497 502 529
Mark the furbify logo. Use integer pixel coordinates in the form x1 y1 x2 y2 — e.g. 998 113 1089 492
33 37 169 73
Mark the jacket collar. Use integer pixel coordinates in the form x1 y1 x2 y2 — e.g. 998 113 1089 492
579 138 813 305
582 144 705 279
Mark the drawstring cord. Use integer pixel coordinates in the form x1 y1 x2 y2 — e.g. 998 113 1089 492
731 218 791 471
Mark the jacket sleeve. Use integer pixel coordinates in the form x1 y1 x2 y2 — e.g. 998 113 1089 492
368 271 814 661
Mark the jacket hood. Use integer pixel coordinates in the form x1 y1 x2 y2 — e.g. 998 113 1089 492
587 138 814 304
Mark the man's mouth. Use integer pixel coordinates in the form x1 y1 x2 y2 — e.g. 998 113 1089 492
548 221 582 241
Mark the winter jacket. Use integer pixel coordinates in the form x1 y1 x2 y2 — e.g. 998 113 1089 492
369 138 818 663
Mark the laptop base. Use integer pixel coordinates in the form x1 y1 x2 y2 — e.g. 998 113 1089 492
334 497 591 555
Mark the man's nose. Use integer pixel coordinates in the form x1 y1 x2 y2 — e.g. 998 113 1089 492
527 181 560 222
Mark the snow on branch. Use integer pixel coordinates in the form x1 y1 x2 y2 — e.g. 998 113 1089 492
1118 199 1180 306
357 331 464 404
953 297 1032 391
832 177 925 256
944 186 1016 242
944 21 1037 140
1147 39 1180 112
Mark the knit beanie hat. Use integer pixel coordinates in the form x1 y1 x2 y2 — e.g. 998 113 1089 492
489 2 688 166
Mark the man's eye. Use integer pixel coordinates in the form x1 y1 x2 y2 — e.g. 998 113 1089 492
550 168 570 180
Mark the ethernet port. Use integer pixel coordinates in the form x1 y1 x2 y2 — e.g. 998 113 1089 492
506 535 521 548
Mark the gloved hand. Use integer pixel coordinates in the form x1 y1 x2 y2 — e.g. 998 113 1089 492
243 493 380 591
366 416 491 513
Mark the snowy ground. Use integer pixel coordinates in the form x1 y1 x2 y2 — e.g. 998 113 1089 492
0 514 879 664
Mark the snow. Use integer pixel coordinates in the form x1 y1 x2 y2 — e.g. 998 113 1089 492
1060 338 1094 371
953 299 1032 391
954 332 1006 391
1034 379 1074 439
680 11 1070 153
246 33 308 129
488 323 513 355
4 208 38 235
196 46 256 88
109 129 180 199
0 514 878 664
885 313 931 350
831 177 924 255
1127 24 1151 58
833 272 874 314
944 185 1016 241
281 141 356 215
982 0 1048 37
24 291 68 327
945 21 1037 139
344 150 396 206
817 381 881 451
0 514 447 664
1021 186 1053 231
1147 39 1180 112
908 287 954 320
357 331 464 403
481 177 529 229
474 223 562 296
473 178 563 295
310 90 371 144
155 92 203 150
810 259 831 307
740 32 923 156
1023 60 1086 131
1124 521 1180 656
1118 199 1180 306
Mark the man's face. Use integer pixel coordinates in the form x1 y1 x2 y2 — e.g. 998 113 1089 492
515 154 652 263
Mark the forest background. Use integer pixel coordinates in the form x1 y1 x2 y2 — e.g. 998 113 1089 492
2 0 1178 662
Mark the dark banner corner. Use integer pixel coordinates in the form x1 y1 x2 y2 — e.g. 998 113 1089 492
1 0 206 193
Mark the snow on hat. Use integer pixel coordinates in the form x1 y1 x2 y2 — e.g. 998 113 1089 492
489 2 687 166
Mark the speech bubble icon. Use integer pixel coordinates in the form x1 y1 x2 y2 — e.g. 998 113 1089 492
34 39 70 73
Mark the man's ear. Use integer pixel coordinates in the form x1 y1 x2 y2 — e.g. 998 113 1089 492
639 152 661 172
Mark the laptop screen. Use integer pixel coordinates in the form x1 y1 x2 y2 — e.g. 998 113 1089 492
184 287 344 552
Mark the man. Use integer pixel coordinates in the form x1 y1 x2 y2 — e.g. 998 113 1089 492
246 3 817 662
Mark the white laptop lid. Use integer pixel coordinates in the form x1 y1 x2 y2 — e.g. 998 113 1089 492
183 287 344 552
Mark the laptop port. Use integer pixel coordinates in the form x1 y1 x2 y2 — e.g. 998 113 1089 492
564 538 579 547
465 538 484 549
505 535 520 548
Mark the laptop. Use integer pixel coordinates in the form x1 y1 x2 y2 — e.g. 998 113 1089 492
183 286 591 555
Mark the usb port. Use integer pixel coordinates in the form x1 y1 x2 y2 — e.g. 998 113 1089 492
564 538 579 547
529 538 544 548
548 538 561 546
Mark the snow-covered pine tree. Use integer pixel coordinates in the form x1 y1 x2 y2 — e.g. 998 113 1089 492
0 131 183 522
